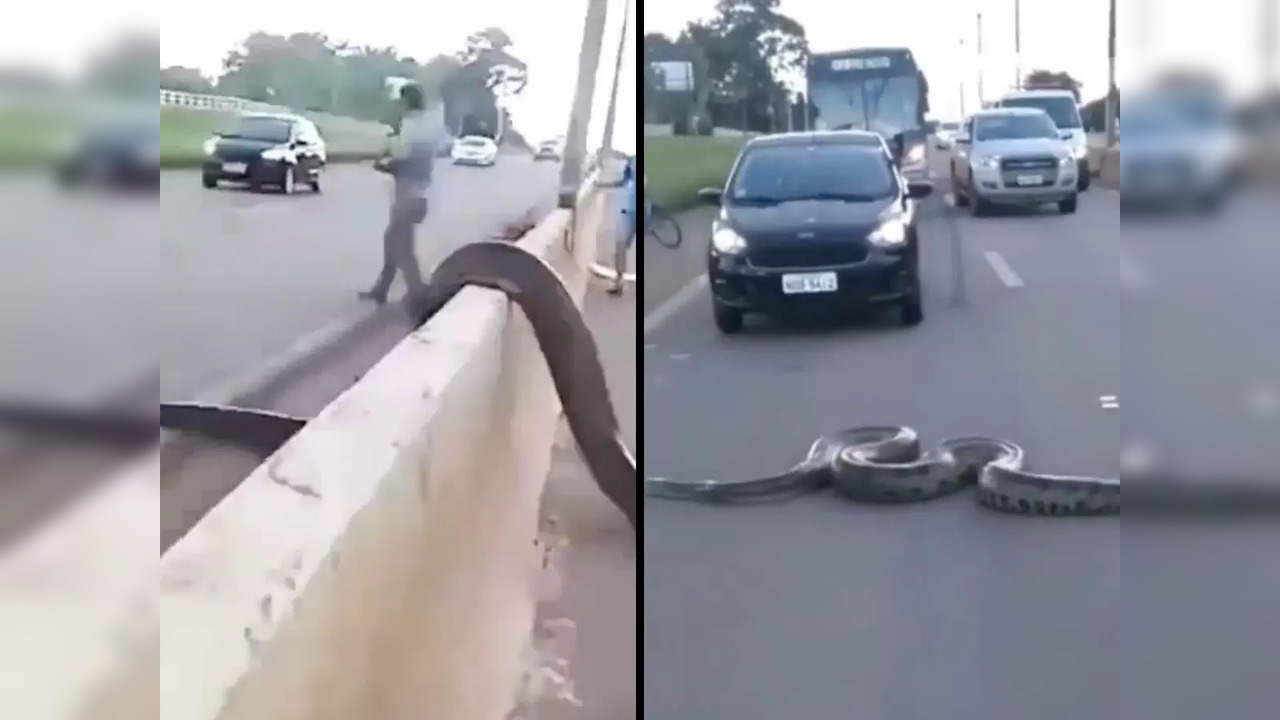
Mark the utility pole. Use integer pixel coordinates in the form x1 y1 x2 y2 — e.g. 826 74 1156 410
1014 0 1023 90
599 0 631 153
558 0 609 208
1263 0 1277 88
958 37 967 117
1105 0 1117 146
976 12 986 105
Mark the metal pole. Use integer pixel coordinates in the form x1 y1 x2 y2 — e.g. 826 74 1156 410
976 13 986 105
1104 0 1117 146
599 0 632 153
1014 0 1022 90
558 0 609 208
1263 0 1278 88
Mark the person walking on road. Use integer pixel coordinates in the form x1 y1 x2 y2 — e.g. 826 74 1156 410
359 83 441 306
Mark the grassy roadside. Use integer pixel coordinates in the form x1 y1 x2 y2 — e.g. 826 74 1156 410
0 105 392 170
643 136 744 212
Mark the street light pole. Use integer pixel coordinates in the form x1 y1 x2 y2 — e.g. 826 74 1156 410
1014 0 1022 90
1105 0 1117 146
558 0 610 208
976 12 985 105
1263 0 1277 88
599 0 632 154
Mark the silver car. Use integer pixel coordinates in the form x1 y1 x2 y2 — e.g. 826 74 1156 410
1118 102 1237 213
949 107 1079 216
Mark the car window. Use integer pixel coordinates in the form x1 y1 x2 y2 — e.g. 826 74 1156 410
974 113 1058 141
459 137 491 148
998 95 1083 128
728 144 896 204
224 116 294 144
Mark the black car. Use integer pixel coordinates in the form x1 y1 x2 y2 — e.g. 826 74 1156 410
697 131 933 334
56 117 160 190
201 113 326 193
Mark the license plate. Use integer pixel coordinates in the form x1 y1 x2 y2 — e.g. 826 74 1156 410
222 162 247 173
781 272 838 295
1015 174 1044 186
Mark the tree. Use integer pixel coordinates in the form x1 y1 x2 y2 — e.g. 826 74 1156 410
1023 69 1082 102
160 66 214 94
646 0 808 133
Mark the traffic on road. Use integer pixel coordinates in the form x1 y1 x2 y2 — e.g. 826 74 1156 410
644 107 1280 720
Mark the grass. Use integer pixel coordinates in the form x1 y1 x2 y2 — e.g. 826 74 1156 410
0 104 392 169
643 136 745 212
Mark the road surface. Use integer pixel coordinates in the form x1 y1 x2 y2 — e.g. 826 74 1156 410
0 158 558 401
642 163 1280 719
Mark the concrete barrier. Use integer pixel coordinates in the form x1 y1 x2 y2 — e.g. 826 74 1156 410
3 176 610 719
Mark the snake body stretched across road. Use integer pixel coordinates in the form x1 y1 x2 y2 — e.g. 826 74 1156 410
8 241 1280 521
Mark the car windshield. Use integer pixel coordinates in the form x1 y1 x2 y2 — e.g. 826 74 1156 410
224 117 293 143
459 137 490 147
728 143 895 204
999 95 1083 129
974 113 1059 141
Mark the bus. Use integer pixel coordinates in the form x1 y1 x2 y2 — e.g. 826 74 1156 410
806 47 931 179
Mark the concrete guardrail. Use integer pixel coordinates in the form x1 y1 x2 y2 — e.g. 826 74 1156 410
1 172 611 720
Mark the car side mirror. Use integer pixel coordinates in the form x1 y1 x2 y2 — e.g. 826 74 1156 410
697 187 723 205
906 181 934 200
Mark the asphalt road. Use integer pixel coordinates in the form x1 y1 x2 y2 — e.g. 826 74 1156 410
0 157 559 401
642 164 1280 719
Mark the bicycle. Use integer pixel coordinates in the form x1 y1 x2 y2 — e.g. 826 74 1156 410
645 202 683 249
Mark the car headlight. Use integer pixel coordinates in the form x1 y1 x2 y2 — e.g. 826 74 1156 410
1058 155 1075 168
904 144 926 164
867 218 907 249
202 137 219 155
711 224 747 254
974 155 1001 170
1071 142 1088 159
260 146 292 162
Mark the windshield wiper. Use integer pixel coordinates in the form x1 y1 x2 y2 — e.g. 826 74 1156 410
731 195 785 205
786 192 883 203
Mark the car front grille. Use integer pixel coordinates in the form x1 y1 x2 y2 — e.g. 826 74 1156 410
999 156 1059 172
748 242 868 269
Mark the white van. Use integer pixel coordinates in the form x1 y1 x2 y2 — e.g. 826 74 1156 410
996 89 1091 190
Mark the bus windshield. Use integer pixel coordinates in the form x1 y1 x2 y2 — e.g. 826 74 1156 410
809 74 922 138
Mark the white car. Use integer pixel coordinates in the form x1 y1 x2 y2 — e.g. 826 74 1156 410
451 136 498 166
935 121 960 149
995 89 1092 191
949 107 1079 215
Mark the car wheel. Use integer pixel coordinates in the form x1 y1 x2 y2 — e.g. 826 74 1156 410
310 175 322 193
280 166 296 195
202 174 217 189
1058 194 1079 214
1078 174 1091 192
970 194 991 217
712 300 744 335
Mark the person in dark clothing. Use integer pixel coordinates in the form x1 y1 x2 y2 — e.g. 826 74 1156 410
360 83 440 305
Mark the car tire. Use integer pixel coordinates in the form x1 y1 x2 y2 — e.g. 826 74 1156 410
202 175 217 189
1078 174 1091 192
280 166 296 195
310 175 322 193
899 285 924 327
1058 194 1079 214
970 194 991 217
712 301 744 335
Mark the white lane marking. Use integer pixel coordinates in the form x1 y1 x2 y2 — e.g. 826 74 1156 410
983 251 1025 288
1099 395 1119 409
643 274 708 336
669 353 691 361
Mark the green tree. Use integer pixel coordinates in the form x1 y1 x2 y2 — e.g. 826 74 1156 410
1023 69 1083 102
160 66 214 94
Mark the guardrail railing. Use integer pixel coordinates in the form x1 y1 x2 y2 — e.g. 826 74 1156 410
159 90 290 114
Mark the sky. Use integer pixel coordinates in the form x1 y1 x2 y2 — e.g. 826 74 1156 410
643 0 1280 119
0 0 636 151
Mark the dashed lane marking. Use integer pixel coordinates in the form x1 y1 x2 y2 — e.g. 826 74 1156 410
983 251 1025 288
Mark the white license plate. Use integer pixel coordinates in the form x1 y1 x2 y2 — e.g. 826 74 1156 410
781 272 838 295
1015 174 1044 186
222 162 247 173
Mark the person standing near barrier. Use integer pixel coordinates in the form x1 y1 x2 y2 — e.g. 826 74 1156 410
360 83 440 306
604 153 640 296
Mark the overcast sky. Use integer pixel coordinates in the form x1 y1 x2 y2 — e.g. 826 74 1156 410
0 0 636 150
644 0 1279 118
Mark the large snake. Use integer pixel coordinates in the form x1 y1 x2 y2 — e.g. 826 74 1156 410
6 240 1280 521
